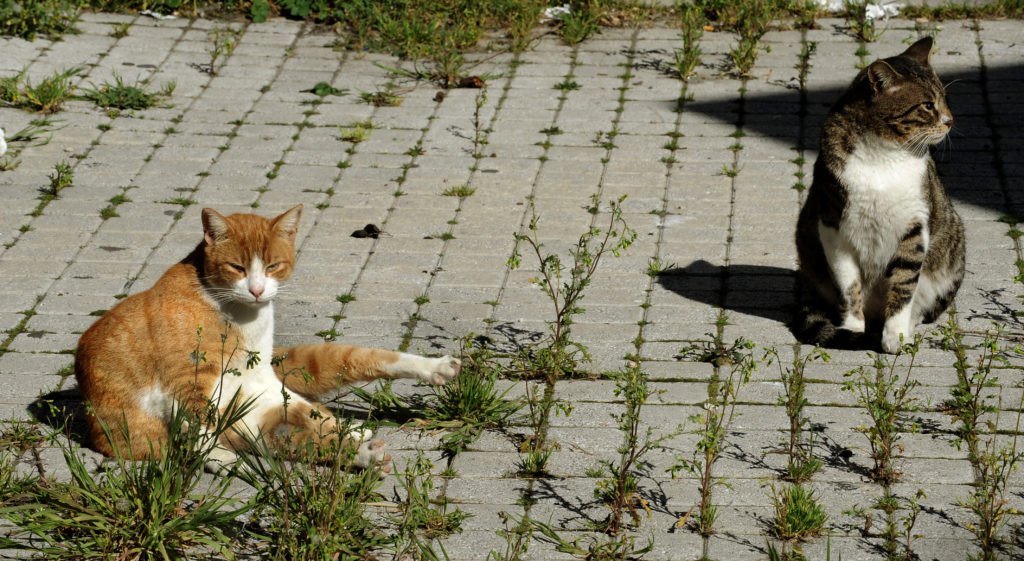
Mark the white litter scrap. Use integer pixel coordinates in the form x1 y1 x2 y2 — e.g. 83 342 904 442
816 0 903 19
140 9 177 20
541 4 571 22
0 127 7 157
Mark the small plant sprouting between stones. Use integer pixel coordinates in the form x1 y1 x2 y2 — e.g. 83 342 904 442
766 346 829 483
845 0 885 42
40 160 73 200
359 82 404 107
507 194 636 475
766 482 828 559
507 193 637 379
941 320 1024 560
845 488 927 561
389 453 470 559
728 0 780 76
338 120 374 143
208 27 243 76
80 75 175 111
670 334 757 536
673 1 705 79
841 340 921 486
471 83 490 161
594 363 680 538
556 0 602 46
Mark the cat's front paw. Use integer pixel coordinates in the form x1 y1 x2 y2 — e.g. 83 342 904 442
423 355 460 386
355 439 392 473
881 326 909 354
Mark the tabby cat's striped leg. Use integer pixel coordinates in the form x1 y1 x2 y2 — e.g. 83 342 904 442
881 221 928 354
819 224 865 332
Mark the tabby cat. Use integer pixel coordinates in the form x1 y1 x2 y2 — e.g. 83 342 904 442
795 37 965 353
75 205 460 472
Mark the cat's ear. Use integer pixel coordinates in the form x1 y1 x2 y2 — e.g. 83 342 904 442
899 36 933 65
202 208 230 246
866 60 903 95
272 204 302 243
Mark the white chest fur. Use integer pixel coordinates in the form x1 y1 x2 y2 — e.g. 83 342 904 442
835 136 930 283
213 301 283 407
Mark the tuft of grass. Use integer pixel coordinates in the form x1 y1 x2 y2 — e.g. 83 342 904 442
554 79 581 92
0 393 255 559
338 120 374 143
2 67 83 114
80 75 173 110
109 21 130 38
335 292 356 304
40 160 73 199
769 483 828 542
442 184 476 198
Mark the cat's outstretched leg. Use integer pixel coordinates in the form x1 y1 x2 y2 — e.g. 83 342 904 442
880 221 928 353
271 344 461 398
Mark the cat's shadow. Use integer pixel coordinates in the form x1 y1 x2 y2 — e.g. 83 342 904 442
655 260 795 325
29 388 91 447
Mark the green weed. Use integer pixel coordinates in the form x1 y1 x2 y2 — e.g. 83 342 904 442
558 0 603 45
841 340 921 485
109 21 130 38
39 160 73 200
844 0 884 42
359 84 403 107
767 347 829 483
0 0 78 40
442 184 476 198
390 453 469 558
673 1 705 79
768 483 827 543
594 363 679 537
208 27 243 76
338 120 374 143
670 334 757 535
80 75 173 110
3 67 83 114
0 390 255 559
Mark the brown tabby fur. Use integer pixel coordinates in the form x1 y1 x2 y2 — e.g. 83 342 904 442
795 37 965 353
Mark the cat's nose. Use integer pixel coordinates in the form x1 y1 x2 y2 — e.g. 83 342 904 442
942 113 953 127
249 284 264 298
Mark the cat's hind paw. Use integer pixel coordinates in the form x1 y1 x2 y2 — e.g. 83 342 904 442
355 439 392 473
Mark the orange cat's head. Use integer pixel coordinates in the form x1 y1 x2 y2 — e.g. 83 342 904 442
199 205 302 306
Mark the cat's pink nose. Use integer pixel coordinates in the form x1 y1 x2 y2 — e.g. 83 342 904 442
250 285 264 298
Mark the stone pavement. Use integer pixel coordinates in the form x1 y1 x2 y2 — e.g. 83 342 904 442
1 12 1024 561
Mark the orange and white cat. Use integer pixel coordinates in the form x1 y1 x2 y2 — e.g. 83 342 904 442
75 204 460 472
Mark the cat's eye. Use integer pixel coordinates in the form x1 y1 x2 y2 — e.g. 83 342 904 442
266 263 280 272
228 263 246 273
922 101 935 111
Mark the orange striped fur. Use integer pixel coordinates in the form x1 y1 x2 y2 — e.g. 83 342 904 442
75 205 460 472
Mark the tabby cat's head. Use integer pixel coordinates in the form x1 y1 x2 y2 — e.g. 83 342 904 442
200 205 301 306
849 37 953 152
